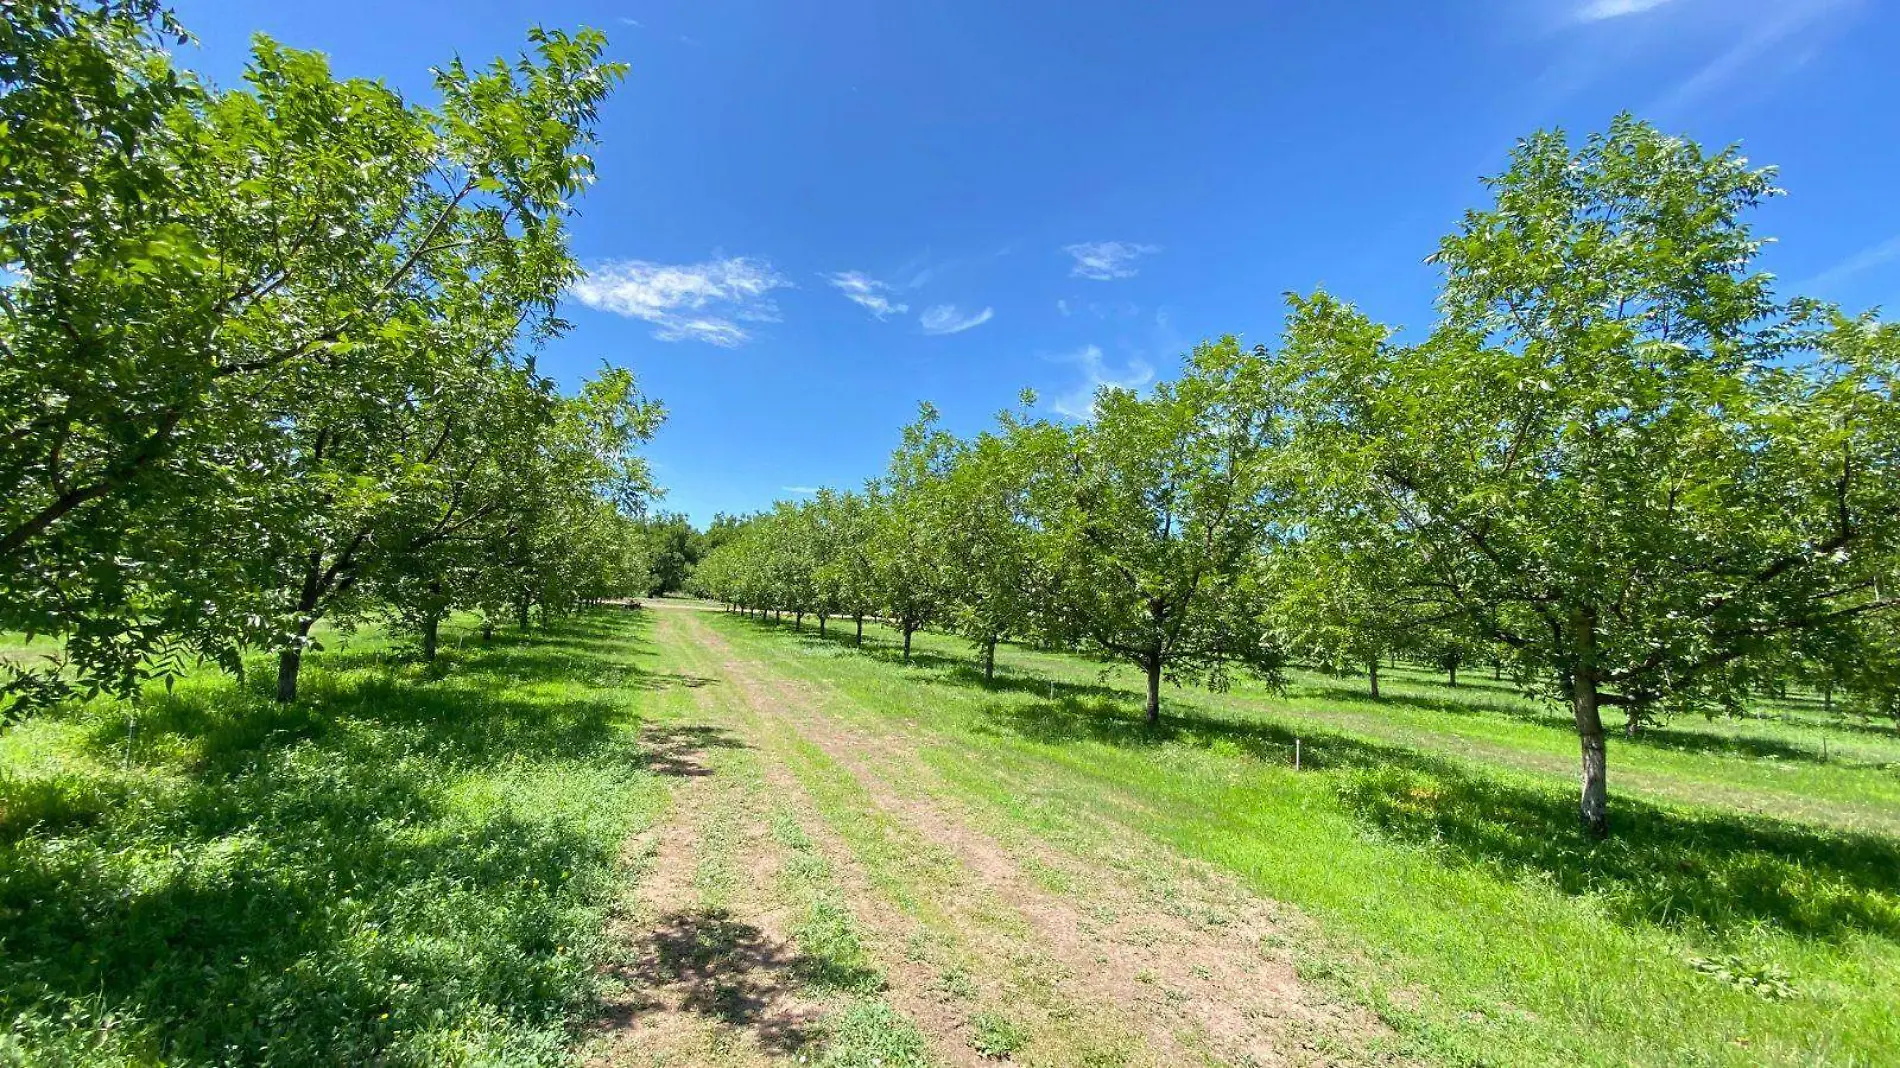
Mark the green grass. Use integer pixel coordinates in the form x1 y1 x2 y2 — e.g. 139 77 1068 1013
0 612 685 1066
705 608 1900 1067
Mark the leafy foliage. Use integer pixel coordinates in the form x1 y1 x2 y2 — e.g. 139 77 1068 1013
1 3 659 712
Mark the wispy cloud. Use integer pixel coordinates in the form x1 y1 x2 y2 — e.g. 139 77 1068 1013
1646 0 1850 114
1064 241 1160 281
1574 0 1675 21
826 271 910 320
919 304 994 335
782 485 820 495
571 256 789 347
1795 233 1900 295
1049 344 1155 420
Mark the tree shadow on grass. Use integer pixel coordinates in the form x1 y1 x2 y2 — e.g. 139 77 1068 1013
0 610 698 1064
1289 678 1569 726
601 906 828 1054
738 614 1135 704
978 693 1900 944
1273 678 1884 771
1617 724 1842 766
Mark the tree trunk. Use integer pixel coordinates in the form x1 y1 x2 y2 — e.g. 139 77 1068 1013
1447 662 1457 688
902 625 914 661
794 610 804 630
517 598 531 630
1144 657 1163 725
818 614 827 636
422 612 440 663
1368 658 1380 699
1572 672 1609 839
1494 661 1502 682
855 616 864 645
276 648 302 704
983 637 997 681
481 620 494 643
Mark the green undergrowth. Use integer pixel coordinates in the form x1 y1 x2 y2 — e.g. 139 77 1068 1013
0 611 679 1066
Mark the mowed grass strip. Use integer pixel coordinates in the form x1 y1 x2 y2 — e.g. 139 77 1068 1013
0 610 689 1066
704 607 1900 1068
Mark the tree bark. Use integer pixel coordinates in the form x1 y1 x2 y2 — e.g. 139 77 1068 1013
818 614 827 636
794 611 804 630
1572 672 1609 839
422 612 440 663
1144 657 1163 725
517 598 531 630
902 625 914 661
1447 661 1457 688
855 616 864 645
1368 658 1381 699
276 648 302 704
983 637 997 681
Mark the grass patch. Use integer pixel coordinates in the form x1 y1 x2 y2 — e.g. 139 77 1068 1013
968 1010 1028 1058
817 1000 932 1067
0 611 682 1066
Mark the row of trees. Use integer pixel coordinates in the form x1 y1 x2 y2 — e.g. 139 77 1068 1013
693 117 1900 837
2 3 660 709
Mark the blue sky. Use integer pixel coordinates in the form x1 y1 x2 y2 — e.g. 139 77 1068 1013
171 0 1899 524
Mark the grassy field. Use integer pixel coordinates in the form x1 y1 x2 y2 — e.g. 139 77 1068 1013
698 606 1900 1067
4 604 1897 1066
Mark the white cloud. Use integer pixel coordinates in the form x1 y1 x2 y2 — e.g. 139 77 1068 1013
919 304 994 335
1575 0 1675 21
1056 298 1072 316
826 271 910 320
782 485 820 495
1796 233 1900 295
1049 344 1155 420
1064 241 1160 281
570 256 789 347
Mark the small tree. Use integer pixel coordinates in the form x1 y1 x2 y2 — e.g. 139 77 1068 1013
813 489 878 644
934 408 1042 680
869 406 955 661
1028 338 1289 723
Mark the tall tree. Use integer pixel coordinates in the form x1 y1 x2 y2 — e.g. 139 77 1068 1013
1282 117 1900 836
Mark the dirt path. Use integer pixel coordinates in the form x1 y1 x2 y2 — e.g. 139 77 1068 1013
585 682 825 1065
628 602 1399 1067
